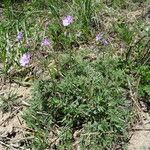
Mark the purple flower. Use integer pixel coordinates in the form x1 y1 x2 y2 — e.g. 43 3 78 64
20 53 31 67
96 34 103 41
62 15 73 26
96 33 109 46
17 32 23 41
102 39 108 45
41 38 51 46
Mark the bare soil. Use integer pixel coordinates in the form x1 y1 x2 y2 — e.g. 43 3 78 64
128 111 150 150
0 82 31 150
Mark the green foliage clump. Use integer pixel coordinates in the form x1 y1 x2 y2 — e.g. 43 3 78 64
0 92 20 113
24 52 131 149
1 0 149 149
138 65 150 102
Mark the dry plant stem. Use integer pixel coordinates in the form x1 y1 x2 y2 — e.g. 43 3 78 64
22 100 30 107
10 136 34 143
0 141 17 150
36 111 50 116
49 137 59 146
81 131 114 136
15 126 35 132
127 77 144 123
131 128 150 131
17 115 29 147
11 79 32 87
136 39 150 65
125 35 146 62
52 47 59 74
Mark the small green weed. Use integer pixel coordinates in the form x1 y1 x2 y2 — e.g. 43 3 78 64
138 65 150 102
0 91 20 113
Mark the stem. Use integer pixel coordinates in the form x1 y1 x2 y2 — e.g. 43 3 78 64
125 35 146 63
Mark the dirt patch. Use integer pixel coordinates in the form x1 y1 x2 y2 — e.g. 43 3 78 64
0 83 31 150
128 111 150 150
128 124 150 150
